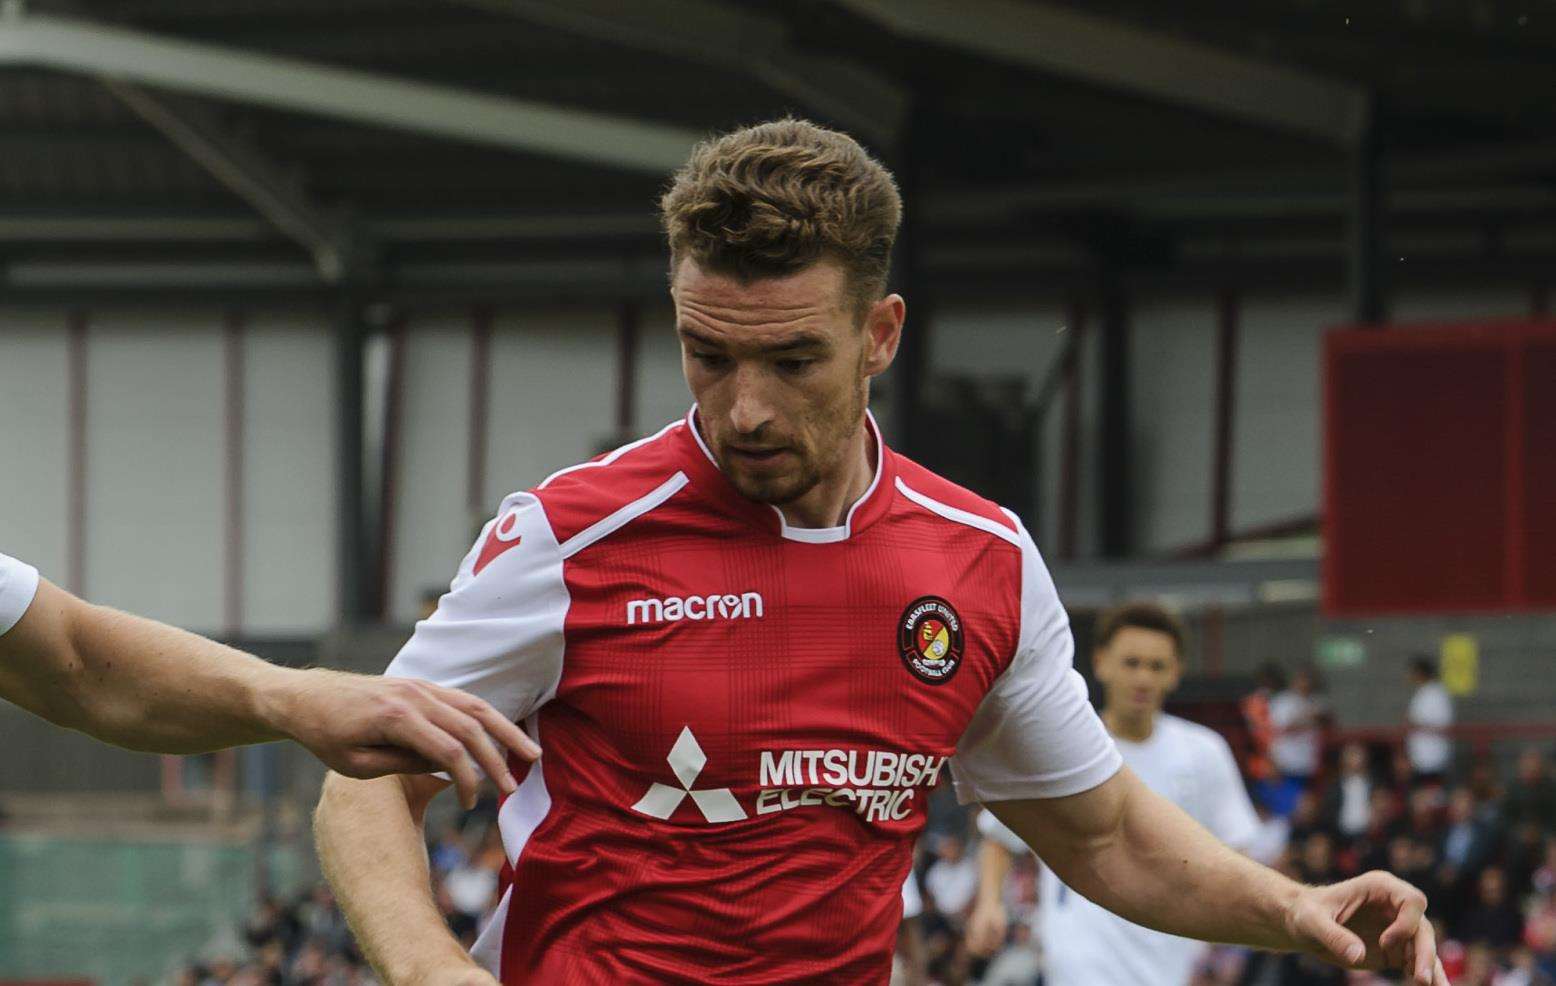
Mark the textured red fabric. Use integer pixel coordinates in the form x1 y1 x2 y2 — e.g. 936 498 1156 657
501 420 1023 983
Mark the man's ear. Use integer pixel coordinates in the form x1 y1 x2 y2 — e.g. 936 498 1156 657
862 294 905 378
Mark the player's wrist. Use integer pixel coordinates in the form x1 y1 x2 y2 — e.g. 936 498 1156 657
250 664 312 744
1272 879 1313 951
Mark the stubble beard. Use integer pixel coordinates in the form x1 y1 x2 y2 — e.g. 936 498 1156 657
722 382 869 507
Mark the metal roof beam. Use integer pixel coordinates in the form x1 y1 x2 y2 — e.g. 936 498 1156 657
444 0 908 149
0 9 699 172
102 80 367 282
833 0 1370 147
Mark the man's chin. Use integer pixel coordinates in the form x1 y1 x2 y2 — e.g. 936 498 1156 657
726 468 816 507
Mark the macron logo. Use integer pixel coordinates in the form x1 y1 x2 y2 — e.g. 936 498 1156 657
626 591 764 626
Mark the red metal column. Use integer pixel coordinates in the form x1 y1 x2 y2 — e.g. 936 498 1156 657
466 305 493 522
66 311 89 595
1505 336 1527 606
1211 288 1240 550
1058 298 1086 561
616 301 640 437
376 316 408 620
223 310 246 638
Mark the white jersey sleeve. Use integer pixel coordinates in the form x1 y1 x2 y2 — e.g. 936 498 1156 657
949 514 1122 805
1198 728 1260 852
384 492 567 724
0 552 41 637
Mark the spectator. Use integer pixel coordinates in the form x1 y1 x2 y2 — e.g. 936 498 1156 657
1268 666 1327 804
1406 655 1454 784
1440 787 1497 917
1322 741 1376 840
1505 748 1556 834
1457 866 1525 951
923 833 979 922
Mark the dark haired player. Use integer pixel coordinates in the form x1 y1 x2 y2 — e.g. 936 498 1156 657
315 119 1445 986
967 602 1259 985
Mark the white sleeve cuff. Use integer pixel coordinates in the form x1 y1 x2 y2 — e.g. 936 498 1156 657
0 552 41 637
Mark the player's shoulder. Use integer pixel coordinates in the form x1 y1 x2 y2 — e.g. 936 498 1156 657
890 454 1024 550
523 418 689 547
1159 714 1236 757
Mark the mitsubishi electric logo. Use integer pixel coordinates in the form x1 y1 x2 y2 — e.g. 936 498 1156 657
625 591 764 626
631 726 747 823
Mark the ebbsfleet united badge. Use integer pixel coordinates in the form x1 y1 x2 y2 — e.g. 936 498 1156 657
897 596 964 685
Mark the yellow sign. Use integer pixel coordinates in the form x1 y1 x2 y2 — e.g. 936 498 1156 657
1441 633 1479 697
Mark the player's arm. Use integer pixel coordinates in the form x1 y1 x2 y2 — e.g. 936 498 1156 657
316 772 493 985
315 491 566 982
0 559 532 808
986 769 1445 985
965 811 1018 957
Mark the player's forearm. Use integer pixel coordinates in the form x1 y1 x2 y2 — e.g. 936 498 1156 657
0 579 296 752
1058 773 1301 951
975 837 1013 910
315 773 476 984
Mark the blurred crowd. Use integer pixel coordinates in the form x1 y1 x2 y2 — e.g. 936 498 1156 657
171 802 506 986
898 660 1556 986
172 663 1556 986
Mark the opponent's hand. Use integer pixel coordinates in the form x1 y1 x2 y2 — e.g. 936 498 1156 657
1283 870 1448 986
275 669 540 808
964 899 1009 957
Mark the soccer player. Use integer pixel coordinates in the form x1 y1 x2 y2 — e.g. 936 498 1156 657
965 602 1260 985
0 552 537 808
313 118 1447 986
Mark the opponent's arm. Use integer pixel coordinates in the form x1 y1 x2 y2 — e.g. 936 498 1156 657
315 772 494 985
0 576 534 807
964 833 1014 957
987 767 1445 985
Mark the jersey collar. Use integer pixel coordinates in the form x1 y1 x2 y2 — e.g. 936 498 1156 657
677 405 896 543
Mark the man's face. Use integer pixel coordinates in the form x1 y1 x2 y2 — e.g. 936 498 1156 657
672 258 901 505
1093 626 1181 718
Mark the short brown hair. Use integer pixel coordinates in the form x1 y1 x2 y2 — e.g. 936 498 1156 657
659 118 902 314
1095 601 1185 656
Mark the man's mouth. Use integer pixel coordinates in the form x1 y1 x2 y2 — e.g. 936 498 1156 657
727 445 791 467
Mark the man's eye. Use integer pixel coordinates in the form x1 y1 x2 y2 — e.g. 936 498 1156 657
692 351 729 368
776 358 815 374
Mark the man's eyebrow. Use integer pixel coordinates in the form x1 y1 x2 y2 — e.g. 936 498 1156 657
677 325 831 353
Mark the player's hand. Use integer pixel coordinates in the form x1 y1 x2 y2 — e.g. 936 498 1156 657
964 898 1009 957
275 669 540 809
1283 870 1448 986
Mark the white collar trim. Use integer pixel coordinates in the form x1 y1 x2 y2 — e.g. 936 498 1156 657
685 405 885 544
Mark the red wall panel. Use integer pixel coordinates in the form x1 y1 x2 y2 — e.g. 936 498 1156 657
1324 321 1556 615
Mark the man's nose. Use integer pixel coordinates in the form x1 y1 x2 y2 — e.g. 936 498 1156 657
728 367 775 435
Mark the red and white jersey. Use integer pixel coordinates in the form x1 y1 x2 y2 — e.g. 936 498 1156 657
386 408 1120 984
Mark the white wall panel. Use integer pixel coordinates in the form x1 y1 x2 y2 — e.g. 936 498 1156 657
0 311 70 583
390 316 473 623
635 302 691 432
244 315 337 634
485 305 617 500
1130 297 1217 553
932 304 1070 545
85 313 225 629
1232 293 1344 533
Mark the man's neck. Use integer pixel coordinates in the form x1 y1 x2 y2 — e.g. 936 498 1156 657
775 419 876 529
1103 707 1159 744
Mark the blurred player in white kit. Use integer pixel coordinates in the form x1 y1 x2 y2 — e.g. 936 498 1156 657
966 601 1260 986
